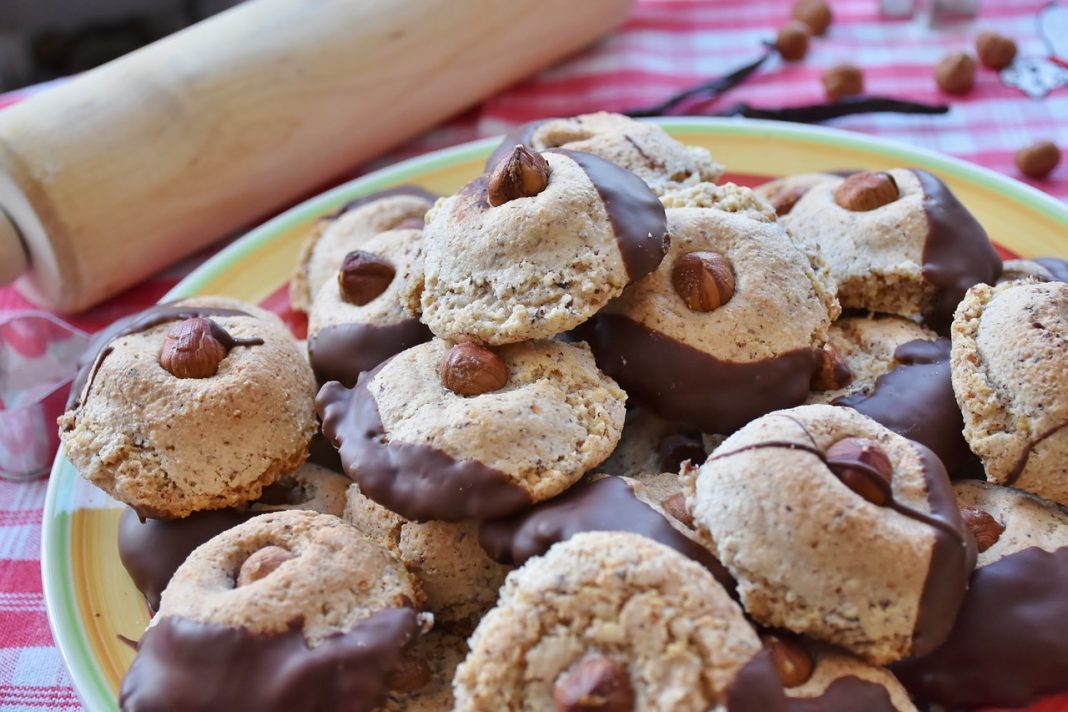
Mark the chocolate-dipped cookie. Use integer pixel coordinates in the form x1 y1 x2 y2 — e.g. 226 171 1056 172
689 404 974 665
318 339 626 521
420 147 668 344
583 182 839 433
892 481 1068 708
307 227 431 387
119 510 429 712
952 280 1068 504
290 186 435 312
486 111 724 196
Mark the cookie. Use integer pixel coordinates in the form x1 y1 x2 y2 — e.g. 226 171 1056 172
753 172 841 216
59 302 318 519
289 186 436 312
318 338 626 521
119 510 428 712
420 148 668 344
343 482 511 632
998 256 1068 284
812 315 971 474
688 404 974 664
892 481 1068 708
781 169 1002 330
487 111 724 195
951 281 1068 504
598 407 707 478
478 475 734 592
453 531 787 712
382 630 468 711
119 462 348 611
583 182 839 433
307 228 431 386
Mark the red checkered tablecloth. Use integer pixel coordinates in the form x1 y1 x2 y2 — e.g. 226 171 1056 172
1 1 1066 709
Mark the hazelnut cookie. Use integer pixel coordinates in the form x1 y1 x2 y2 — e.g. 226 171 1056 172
119 510 428 712
59 301 317 519
419 147 668 344
486 111 724 196
454 532 787 712
688 404 974 665
951 281 1068 504
893 481 1068 708
753 172 841 217
318 338 626 521
307 228 431 387
583 182 839 433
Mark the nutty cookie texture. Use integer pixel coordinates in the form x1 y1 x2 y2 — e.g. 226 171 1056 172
951 281 1068 504
453 532 786 712
420 147 668 345
59 301 317 519
598 407 707 479
307 227 431 387
892 481 1068 709
779 169 1001 331
289 186 435 312
119 510 428 712
583 182 839 434
318 338 626 521
486 111 724 196
689 404 974 665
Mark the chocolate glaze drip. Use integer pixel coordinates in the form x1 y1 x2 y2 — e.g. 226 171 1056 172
914 169 1002 333
785 676 897 711
316 365 533 522
708 422 974 657
548 149 669 281
484 120 546 171
891 546 1068 709
478 476 735 593
725 650 789 712
834 338 972 475
327 185 437 221
118 506 255 612
1035 256 1068 282
67 305 255 410
584 314 821 433
119 609 419 712
1006 420 1068 485
307 319 432 388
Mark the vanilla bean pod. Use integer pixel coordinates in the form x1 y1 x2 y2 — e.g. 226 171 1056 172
712 96 949 123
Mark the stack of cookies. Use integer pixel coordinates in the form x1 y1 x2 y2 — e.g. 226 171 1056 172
57 112 1068 711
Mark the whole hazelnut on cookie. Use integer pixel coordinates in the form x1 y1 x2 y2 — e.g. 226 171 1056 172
337 250 395 306
438 342 509 396
1015 140 1060 180
487 145 551 206
935 51 977 94
822 64 864 101
975 31 1017 70
159 317 230 379
833 171 899 212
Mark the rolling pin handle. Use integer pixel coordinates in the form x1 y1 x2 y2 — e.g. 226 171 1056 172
0 210 28 286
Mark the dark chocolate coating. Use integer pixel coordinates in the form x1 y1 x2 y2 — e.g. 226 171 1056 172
725 649 789 712
478 476 735 593
316 365 533 522
307 318 432 387
584 314 821 434
119 609 418 712
785 676 898 711
834 338 971 475
891 546 1068 708
914 169 1002 333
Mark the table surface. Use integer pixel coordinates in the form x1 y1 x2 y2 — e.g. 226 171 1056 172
1 0 1067 709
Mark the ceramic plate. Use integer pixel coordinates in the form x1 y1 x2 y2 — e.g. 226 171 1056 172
42 118 1068 711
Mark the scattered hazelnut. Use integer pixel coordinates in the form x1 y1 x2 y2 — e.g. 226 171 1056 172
776 20 811 62
764 633 815 688
810 346 853 391
159 317 229 379
658 434 707 474
825 437 894 506
792 0 832 36
1015 141 1061 180
822 63 864 101
672 252 735 312
661 492 695 529
935 51 977 95
768 184 810 216
236 545 294 587
553 657 635 712
338 250 395 306
487 144 551 206
976 31 1017 70
439 343 508 396
388 656 433 693
834 171 899 212
959 506 1005 553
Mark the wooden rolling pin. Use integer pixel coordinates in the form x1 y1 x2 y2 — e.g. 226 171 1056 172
0 0 631 312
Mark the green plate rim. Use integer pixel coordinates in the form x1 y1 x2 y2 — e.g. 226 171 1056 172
42 117 1068 711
